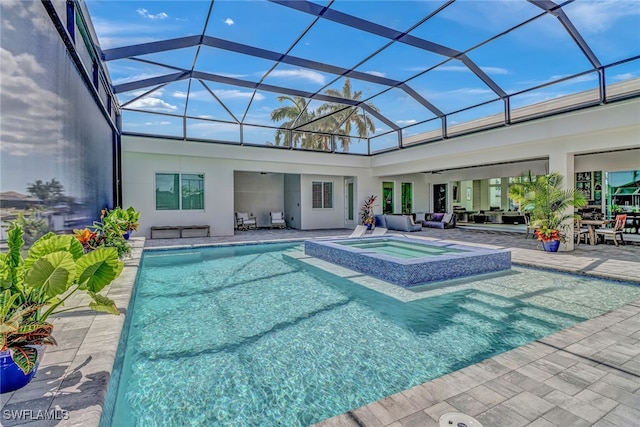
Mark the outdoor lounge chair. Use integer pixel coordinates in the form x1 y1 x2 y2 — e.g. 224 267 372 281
235 212 257 230
270 211 286 229
596 214 627 246
348 225 368 238
371 227 387 236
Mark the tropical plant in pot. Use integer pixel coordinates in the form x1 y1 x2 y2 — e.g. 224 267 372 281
0 224 123 393
360 195 377 229
107 207 141 238
508 172 586 252
74 206 140 258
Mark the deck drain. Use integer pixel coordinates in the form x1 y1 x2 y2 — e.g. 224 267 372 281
439 412 484 427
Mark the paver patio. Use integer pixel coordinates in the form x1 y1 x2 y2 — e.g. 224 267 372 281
1 227 638 426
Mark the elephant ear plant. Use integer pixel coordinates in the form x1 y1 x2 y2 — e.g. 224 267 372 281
0 224 123 374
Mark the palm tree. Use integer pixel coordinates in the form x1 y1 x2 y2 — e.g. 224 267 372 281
270 78 380 152
318 78 378 152
270 96 316 148
508 172 587 242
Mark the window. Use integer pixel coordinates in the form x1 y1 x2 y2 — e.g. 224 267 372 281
181 174 204 210
312 181 333 209
488 178 502 209
156 173 204 210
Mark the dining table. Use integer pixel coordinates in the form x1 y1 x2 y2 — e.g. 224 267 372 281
580 219 610 245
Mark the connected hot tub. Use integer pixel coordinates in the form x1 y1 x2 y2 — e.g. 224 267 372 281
304 236 511 287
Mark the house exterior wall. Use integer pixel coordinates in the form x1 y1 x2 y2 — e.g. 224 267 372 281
122 98 639 237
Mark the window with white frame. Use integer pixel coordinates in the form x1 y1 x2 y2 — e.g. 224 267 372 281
155 173 204 210
312 181 333 209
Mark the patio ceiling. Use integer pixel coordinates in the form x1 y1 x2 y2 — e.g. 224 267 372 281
88 0 640 154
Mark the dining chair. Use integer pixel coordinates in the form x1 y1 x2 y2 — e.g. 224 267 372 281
595 214 627 246
524 213 539 239
574 218 589 245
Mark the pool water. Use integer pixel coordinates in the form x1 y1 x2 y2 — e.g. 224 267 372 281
338 238 465 259
101 243 640 427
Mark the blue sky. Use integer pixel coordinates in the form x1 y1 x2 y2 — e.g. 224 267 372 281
85 0 640 148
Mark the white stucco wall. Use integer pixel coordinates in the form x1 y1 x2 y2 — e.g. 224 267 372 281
121 98 639 237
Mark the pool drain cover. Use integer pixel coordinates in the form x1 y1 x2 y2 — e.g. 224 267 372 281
439 412 484 427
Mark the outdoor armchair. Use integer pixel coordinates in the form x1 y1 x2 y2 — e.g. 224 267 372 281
270 211 286 229
235 212 257 230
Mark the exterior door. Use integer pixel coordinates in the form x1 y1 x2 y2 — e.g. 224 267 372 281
383 182 394 214
433 183 447 212
401 182 413 214
345 178 356 228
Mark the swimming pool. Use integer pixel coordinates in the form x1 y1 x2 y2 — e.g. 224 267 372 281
101 242 640 427
305 236 511 286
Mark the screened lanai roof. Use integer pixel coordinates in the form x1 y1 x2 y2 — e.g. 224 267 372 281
86 0 640 155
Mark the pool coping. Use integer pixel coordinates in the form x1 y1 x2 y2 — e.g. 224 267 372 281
1 234 638 426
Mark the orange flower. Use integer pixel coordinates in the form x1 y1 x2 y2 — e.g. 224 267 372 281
534 228 560 242
74 228 97 245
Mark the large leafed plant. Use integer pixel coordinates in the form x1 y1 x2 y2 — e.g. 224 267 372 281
0 225 123 373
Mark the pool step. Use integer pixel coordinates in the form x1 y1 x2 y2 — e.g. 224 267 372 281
455 292 583 337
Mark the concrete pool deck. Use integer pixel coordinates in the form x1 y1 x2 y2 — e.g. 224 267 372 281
1 227 639 426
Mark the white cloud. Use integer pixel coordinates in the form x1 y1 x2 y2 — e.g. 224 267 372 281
480 66 509 75
137 8 168 20
0 48 66 157
1 1 51 35
436 65 470 73
396 119 417 125
611 72 636 81
112 73 168 85
224 18 235 26
365 71 387 78
90 18 174 48
268 69 326 85
173 90 210 100
173 88 264 101
128 97 177 112
451 87 494 95
143 121 172 126
213 89 265 101
568 0 639 33
2 18 15 31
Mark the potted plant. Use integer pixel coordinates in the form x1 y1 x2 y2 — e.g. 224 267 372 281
360 195 377 229
107 207 141 238
0 224 123 393
74 206 140 258
509 172 586 252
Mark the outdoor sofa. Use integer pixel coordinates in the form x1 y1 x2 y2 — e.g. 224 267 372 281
374 214 422 232
419 212 457 229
